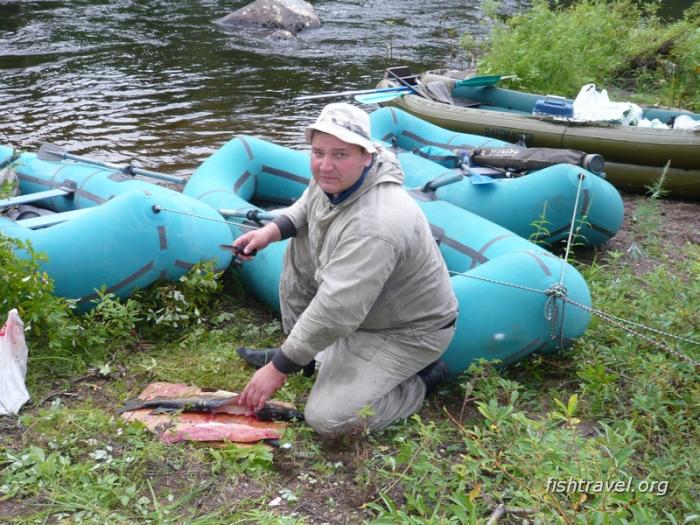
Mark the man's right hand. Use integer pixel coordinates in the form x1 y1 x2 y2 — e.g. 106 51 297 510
231 223 282 261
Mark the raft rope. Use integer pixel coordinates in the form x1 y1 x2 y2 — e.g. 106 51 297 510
156 202 699 367
447 271 699 367
557 174 698 366
550 173 585 347
151 205 263 231
560 294 700 367
558 173 585 282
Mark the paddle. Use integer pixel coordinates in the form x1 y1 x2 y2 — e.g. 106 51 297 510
355 91 409 104
464 168 496 185
352 67 422 104
294 86 412 102
454 74 512 88
420 167 495 187
357 74 514 105
37 143 185 185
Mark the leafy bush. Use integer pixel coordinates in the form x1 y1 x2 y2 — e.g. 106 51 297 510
135 260 224 336
472 0 700 110
0 235 77 360
665 20 700 108
0 235 227 382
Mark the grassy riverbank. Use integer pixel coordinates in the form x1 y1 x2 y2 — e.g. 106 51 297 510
1 192 699 524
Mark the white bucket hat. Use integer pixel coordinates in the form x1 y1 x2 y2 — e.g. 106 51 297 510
305 103 377 153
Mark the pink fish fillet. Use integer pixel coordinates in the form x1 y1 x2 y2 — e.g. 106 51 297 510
161 421 281 444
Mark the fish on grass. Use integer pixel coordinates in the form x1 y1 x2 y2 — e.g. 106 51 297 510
118 394 304 422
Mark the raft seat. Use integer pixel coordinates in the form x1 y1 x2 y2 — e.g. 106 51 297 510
0 187 73 210
17 208 90 229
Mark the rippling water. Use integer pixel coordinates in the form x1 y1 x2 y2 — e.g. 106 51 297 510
0 0 689 176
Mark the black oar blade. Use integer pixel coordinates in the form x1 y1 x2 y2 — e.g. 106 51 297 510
37 143 68 162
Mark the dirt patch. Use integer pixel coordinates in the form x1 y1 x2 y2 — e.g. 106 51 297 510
609 192 700 249
572 191 700 273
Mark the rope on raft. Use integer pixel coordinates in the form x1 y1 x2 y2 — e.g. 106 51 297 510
550 172 585 347
152 205 263 231
447 270 699 367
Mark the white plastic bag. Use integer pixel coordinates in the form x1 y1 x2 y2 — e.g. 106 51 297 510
673 114 700 131
573 83 643 125
637 118 669 129
0 309 30 415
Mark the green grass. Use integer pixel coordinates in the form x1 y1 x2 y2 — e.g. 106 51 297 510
1 199 699 523
469 0 700 111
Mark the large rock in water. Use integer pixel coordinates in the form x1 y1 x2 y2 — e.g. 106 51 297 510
214 0 321 34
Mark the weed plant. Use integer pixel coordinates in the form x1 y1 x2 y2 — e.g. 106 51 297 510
470 0 700 110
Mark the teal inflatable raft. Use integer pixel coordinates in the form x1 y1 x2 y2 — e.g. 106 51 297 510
0 150 233 306
370 107 624 246
183 135 592 374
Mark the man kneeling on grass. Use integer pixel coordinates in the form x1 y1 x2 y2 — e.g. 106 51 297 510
233 103 457 436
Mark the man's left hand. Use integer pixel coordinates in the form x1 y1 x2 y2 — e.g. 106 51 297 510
238 362 288 410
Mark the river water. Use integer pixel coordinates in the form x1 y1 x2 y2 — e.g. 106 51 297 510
0 0 692 176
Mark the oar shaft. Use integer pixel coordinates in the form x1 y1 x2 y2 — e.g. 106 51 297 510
63 152 122 171
61 152 185 185
295 86 411 101
127 167 184 185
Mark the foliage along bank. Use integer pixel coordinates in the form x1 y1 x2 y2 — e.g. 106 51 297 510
466 0 700 110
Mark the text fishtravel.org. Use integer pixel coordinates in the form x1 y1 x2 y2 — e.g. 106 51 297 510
546 477 668 496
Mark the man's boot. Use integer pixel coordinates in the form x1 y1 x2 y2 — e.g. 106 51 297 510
417 359 449 396
237 346 278 368
236 347 315 377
